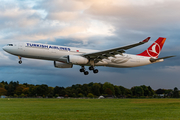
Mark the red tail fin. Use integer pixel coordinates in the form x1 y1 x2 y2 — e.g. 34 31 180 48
137 37 166 58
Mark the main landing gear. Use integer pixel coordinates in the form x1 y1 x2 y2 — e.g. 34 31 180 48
80 66 99 75
89 66 98 74
80 66 89 75
18 56 22 64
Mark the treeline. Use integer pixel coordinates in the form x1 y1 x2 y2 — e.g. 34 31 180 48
0 81 179 98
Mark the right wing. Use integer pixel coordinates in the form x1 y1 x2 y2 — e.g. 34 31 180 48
82 37 150 63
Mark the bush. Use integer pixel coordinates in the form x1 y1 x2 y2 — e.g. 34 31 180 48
87 93 94 98
78 93 84 97
14 94 18 98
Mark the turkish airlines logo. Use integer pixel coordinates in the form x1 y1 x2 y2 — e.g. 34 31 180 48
147 42 160 58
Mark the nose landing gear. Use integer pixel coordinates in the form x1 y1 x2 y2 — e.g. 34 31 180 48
18 56 22 64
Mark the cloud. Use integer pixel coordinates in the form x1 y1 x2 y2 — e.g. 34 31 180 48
83 0 180 42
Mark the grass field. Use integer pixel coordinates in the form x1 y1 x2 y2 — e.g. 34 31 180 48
0 98 180 120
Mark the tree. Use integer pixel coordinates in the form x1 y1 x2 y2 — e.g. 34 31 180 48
87 93 94 98
105 88 113 95
14 85 26 95
22 87 29 95
0 83 4 88
36 84 48 96
81 84 87 96
65 87 73 97
114 86 121 97
54 86 65 96
0 88 7 95
78 93 84 97
148 86 154 96
140 85 150 96
29 85 37 97
125 88 132 98
6 81 19 96
76 88 83 94
72 93 77 97
119 86 126 96
92 83 101 96
131 86 144 97
103 82 115 95
156 89 165 94
164 89 173 98
48 87 54 98
173 87 179 98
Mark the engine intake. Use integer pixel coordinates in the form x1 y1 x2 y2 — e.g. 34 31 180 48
67 55 89 65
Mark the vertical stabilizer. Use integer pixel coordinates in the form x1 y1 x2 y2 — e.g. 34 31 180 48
137 37 166 58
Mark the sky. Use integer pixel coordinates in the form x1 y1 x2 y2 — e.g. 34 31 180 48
0 0 180 90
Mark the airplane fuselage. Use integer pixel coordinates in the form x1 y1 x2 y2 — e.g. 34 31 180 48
3 42 158 68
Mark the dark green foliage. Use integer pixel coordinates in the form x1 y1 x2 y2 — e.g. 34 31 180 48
156 89 165 94
103 82 115 95
131 86 144 97
0 81 178 98
114 85 121 97
92 83 101 96
173 87 179 98
36 84 49 96
87 93 94 98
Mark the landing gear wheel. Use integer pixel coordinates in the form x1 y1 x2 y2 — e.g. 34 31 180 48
89 66 94 71
19 60 22 64
80 69 85 72
84 71 89 75
93 69 98 74
80 66 85 73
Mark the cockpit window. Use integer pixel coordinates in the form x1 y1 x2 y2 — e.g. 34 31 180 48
7 44 13 46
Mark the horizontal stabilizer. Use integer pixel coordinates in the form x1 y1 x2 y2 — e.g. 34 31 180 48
150 56 175 63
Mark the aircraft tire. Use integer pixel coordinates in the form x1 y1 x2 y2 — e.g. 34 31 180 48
19 61 22 64
84 71 89 75
80 69 85 72
89 66 94 70
93 69 98 74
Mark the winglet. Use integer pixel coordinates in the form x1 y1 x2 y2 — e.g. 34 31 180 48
142 37 150 43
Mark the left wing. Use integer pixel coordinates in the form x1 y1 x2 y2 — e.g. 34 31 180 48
82 37 150 63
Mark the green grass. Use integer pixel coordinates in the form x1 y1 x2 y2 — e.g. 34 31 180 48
0 98 180 120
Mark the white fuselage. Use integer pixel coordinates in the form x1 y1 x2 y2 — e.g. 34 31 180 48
3 42 160 68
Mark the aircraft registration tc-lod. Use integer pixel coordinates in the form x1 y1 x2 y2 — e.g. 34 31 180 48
3 37 174 75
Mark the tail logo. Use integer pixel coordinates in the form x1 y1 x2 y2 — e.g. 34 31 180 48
147 42 160 58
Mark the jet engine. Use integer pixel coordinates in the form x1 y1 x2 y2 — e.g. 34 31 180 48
54 61 73 68
67 55 89 65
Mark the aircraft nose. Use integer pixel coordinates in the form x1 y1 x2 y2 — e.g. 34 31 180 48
2 46 6 51
2 46 9 52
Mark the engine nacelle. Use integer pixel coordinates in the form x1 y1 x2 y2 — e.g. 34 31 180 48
67 55 89 65
54 61 73 68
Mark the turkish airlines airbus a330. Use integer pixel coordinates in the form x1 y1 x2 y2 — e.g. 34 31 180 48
3 37 174 75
